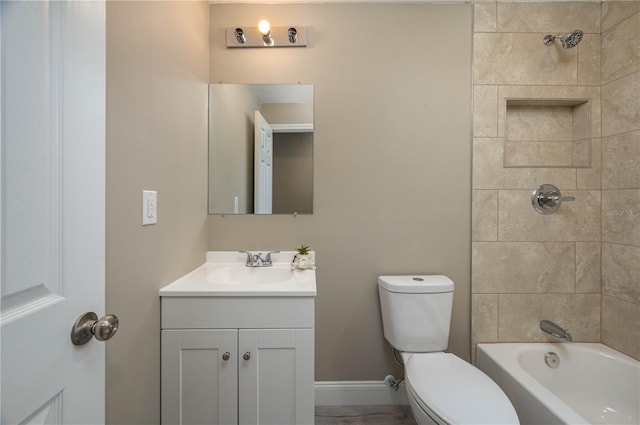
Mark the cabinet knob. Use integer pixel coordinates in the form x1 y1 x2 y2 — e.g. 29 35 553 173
222 352 230 361
243 351 251 361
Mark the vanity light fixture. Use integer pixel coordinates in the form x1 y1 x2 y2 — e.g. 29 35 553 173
226 20 307 48
287 27 298 44
233 28 246 44
258 19 273 46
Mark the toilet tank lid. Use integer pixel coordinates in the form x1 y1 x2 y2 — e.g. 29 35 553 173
378 275 453 293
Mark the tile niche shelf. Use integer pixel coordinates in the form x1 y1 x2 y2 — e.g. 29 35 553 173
503 98 591 168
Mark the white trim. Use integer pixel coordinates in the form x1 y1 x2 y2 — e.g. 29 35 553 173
315 381 409 406
271 123 313 133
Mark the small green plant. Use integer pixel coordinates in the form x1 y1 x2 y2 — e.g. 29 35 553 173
296 244 310 255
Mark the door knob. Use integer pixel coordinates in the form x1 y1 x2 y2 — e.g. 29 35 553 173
243 352 251 360
222 352 230 361
71 312 119 345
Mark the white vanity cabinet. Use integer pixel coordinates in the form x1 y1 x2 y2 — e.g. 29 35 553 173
160 296 315 425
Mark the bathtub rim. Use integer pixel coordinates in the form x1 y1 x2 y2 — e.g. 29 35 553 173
477 342 640 425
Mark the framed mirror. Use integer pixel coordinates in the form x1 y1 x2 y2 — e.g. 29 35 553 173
208 84 314 215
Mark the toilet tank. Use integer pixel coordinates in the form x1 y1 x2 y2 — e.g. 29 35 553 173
378 275 454 352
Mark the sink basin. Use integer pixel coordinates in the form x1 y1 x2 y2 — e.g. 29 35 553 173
208 266 294 285
158 251 316 297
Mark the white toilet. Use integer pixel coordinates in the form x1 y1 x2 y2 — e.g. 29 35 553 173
378 275 520 425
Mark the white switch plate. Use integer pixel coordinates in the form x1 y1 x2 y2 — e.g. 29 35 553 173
142 190 157 225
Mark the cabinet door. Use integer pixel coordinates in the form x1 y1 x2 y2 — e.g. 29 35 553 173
238 329 314 425
162 329 238 425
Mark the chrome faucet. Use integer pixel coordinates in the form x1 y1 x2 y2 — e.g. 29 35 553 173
239 251 280 267
540 320 573 343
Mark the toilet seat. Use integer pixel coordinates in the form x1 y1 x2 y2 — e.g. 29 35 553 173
405 352 519 425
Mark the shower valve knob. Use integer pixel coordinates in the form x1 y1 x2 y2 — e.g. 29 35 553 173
532 184 575 214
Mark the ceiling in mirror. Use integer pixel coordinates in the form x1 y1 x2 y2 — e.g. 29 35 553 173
208 84 314 215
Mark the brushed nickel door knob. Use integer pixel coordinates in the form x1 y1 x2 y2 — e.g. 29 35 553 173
222 352 230 361
71 312 119 345
243 352 251 361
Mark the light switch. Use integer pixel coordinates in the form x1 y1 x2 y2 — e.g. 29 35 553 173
142 190 157 225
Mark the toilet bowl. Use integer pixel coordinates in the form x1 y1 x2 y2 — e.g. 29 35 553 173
378 275 519 425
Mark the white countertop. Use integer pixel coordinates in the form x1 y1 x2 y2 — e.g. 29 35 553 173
159 251 317 297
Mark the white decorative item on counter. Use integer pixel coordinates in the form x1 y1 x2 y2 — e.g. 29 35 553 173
292 245 316 270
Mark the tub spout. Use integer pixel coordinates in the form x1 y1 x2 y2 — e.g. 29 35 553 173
540 320 573 343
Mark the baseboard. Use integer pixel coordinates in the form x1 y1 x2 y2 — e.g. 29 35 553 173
314 381 409 406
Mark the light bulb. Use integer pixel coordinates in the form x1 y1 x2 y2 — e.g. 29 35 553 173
258 20 270 36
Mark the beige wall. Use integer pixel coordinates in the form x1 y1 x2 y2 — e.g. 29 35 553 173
208 3 473 380
209 84 261 213
600 1 640 360
272 132 314 214
105 2 210 424
472 0 640 362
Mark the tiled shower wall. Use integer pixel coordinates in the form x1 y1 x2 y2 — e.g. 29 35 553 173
471 1 639 361
600 1 640 360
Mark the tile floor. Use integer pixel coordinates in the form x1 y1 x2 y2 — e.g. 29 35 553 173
315 405 417 425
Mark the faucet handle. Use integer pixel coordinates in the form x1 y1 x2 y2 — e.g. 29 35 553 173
263 251 280 265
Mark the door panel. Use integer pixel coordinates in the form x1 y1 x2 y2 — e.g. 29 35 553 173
254 111 273 214
0 1 106 423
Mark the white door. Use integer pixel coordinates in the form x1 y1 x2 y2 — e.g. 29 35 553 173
254 111 273 214
1 1 106 423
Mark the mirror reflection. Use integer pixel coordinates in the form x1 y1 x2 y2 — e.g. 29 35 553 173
208 84 314 215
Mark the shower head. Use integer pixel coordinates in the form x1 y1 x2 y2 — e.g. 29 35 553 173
543 30 583 49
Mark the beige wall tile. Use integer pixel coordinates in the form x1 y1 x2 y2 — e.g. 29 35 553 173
498 190 600 241
474 2 496 32
572 138 591 168
473 242 575 293
603 130 640 189
505 141 574 167
576 241 601 293
506 105 573 142
572 101 591 141
602 12 640 84
578 137 602 189
497 86 601 139
498 294 601 342
603 295 640 360
474 33 577 85
497 2 601 33
473 190 498 241
578 33 601 86
472 294 498 344
603 189 640 245
602 1 640 32
473 137 577 189
603 243 640 304
602 71 640 137
474 85 498 137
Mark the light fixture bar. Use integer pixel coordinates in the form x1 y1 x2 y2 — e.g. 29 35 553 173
226 26 307 48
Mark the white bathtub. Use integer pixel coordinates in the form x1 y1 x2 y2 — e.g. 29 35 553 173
477 343 640 425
